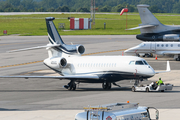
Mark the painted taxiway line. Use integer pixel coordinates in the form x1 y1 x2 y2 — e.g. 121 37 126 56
0 49 126 69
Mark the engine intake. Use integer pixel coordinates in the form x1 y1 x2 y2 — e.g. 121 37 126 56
60 57 67 67
77 45 85 54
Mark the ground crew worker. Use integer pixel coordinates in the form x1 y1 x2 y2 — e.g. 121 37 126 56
157 78 163 85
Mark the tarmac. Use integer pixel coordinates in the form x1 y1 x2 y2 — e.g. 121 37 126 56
0 35 180 120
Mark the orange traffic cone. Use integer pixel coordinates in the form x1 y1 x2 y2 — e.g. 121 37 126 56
155 55 158 60
122 51 124 56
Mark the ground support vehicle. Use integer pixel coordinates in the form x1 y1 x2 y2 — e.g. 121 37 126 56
75 102 159 120
132 82 173 92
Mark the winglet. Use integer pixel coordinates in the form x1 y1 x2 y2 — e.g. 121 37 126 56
155 61 171 74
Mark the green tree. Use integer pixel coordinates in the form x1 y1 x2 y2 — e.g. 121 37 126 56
100 5 111 12
55 6 62 12
7 0 21 6
47 7 55 12
61 6 70 12
172 2 180 13
76 7 90 12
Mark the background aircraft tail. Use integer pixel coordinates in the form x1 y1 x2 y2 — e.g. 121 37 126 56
137 5 167 34
137 5 161 25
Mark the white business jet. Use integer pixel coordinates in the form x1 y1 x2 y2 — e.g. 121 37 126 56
124 42 180 61
0 17 170 90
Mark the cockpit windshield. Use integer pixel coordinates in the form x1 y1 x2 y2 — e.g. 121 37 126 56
135 61 144 65
129 60 149 65
138 43 146 47
143 60 148 65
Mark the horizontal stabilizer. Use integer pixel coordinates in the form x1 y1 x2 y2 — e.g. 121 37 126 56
155 61 171 74
0 74 99 80
7 44 61 53
126 24 158 30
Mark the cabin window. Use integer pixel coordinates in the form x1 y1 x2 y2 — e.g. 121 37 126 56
166 44 168 47
178 44 180 47
171 44 173 47
143 60 148 65
135 61 144 65
129 61 135 65
157 44 159 47
161 44 164 47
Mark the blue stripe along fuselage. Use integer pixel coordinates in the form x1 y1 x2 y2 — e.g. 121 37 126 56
137 29 180 41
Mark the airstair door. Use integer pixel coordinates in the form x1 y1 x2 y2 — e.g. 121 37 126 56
150 43 156 53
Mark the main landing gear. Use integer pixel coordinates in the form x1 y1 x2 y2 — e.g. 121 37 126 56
176 57 180 61
64 80 76 90
102 82 111 90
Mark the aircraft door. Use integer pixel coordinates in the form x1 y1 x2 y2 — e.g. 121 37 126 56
150 43 156 53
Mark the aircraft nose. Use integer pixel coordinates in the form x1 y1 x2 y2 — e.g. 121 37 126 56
147 65 155 77
124 46 139 55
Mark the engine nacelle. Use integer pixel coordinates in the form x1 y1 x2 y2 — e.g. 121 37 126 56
62 44 85 55
162 34 180 41
44 57 67 69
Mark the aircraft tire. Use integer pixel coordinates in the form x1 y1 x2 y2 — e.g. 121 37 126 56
176 58 180 61
107 83 111 89
72 83 76 90
68 81 76 90
102 82 111 90
102 82 107 89
150 53 153 57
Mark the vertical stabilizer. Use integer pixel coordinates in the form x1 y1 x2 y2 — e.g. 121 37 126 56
137 5 161 25
45 17 64 45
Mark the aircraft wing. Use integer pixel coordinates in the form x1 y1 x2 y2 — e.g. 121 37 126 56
7 44 61 53
126 24 158 30
0 74 99 80
155 61 171 74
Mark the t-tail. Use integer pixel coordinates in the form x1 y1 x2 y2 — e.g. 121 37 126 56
45 17 85 56
7 17 85 55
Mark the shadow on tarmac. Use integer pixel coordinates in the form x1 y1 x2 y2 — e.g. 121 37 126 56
0 86 179 92
0 108 18 111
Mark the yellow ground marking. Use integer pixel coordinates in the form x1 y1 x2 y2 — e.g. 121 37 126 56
0 49 126 69
0 60 43 68
0 41 44 46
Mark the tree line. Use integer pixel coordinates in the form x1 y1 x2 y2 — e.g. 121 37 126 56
0 0 180 13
